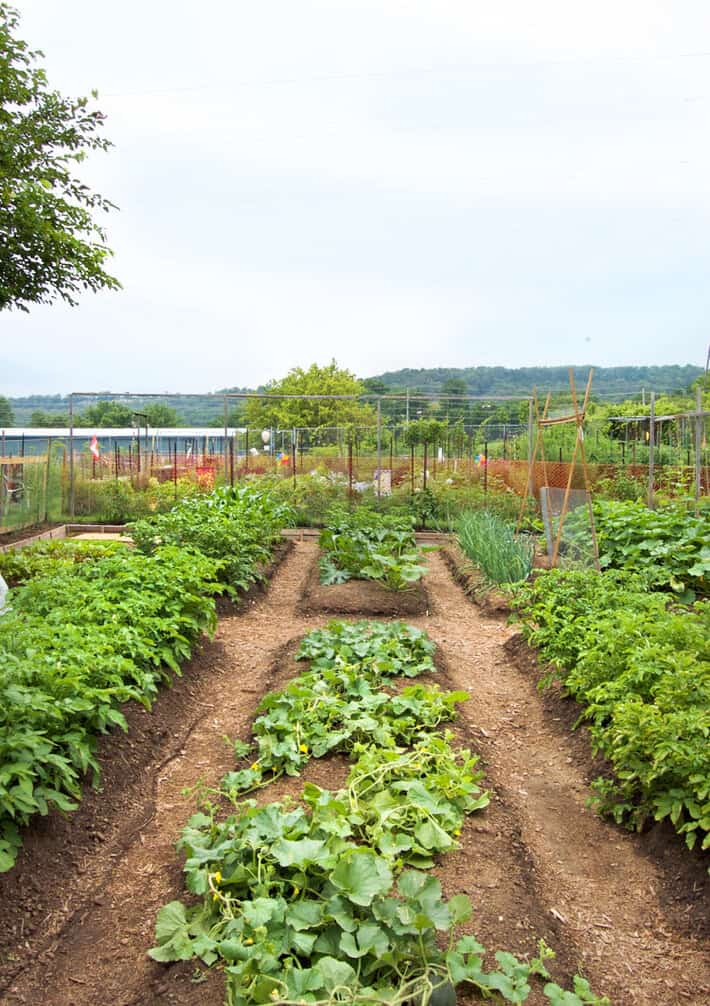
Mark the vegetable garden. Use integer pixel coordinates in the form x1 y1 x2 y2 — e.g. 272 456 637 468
0 487 708 1006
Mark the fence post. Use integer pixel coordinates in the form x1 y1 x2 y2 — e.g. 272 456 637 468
648 392 655 510
348 436 353 503
69 393 75 517
695 386 703 510
43 438 53 522
376 398 382 497
292 427 297 490
223 396 229 489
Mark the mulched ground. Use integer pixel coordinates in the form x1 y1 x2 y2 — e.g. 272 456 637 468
0 542 708 1006
297 553 430 616
438 542 513 619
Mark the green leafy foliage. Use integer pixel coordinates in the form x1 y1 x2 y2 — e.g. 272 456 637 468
71 473 200 522
242 360 376 435
0 395 14 425
456 510 534 585
224 621 453 790
0 546 221 872
511 569 710 857
151 792 489 1005
319 508 425 590
567 500 709 598
130 485 294 593
0 487 290 871
259 473 522 531
342 733 489 868
152 619 607 1005
0 2 120 311
296 620 436 674
0 538 126 586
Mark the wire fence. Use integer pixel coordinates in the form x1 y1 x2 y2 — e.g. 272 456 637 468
1 387 707 533
0 447 65 532
1 446 707 535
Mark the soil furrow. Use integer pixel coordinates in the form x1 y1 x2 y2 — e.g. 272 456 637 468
0 542 324 1006
0 543 707 1006
410 553 710 1006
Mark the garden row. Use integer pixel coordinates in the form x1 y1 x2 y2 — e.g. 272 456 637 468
318 507 425 591
151 619 608 1006
456 499 709 597
454 500 709 863
68 469 527 529
0 487 293 872
510 570 709 858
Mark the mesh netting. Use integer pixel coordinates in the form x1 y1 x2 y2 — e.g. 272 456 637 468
539 486 596 566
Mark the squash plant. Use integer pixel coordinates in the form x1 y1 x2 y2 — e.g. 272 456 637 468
565 500 710 599
319 508 425 591
152 621 609 1006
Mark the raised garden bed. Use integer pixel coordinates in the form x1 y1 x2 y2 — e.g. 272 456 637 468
298 551 429 616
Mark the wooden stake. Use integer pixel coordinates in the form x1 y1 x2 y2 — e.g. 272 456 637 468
551 369 598 568
516 391 550 533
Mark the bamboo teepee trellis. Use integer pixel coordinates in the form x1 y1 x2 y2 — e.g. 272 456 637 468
517 368 600 570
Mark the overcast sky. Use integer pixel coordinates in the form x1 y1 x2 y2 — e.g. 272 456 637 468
3 0 710 396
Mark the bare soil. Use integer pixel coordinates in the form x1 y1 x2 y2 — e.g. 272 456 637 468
297 555 429 616
0 521 63 547
0 543 708 1006
439 542 512 619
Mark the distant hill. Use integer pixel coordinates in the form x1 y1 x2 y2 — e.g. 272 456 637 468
5 366 702 426
366 365 702 398
6 392 243 427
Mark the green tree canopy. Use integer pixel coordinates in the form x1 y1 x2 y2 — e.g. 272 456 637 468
402 418 448 448
441 377 467 396
440 377 468 422
29 408 68 426
0 395 14 425
244 361 376 435
80 400 134 427
361 377 390 396
0 3 120 311
143 403 181 427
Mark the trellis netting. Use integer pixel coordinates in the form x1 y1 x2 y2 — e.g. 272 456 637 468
539 486 596 567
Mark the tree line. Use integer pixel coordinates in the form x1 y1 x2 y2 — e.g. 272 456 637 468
3 363 707 433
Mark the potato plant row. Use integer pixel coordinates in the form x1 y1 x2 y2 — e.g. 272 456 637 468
0 487 293 872
511 570 710 860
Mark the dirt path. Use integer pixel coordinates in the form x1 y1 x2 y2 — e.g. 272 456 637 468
1 544 708 1006
0 542 325 1006
407 553 709 1006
